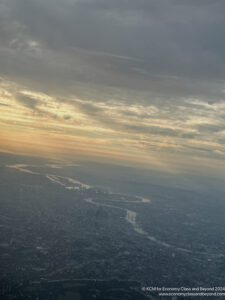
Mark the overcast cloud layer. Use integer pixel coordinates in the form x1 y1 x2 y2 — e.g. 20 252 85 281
1 0 225 174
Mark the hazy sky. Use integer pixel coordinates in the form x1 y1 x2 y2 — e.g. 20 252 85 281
1 0 225 175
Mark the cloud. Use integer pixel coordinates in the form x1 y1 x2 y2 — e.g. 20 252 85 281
63 114 71 120
0 0 224 103
0 102 10 106
1 0 225 171
16 93 40 110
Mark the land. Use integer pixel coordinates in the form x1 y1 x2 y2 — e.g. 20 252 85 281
0 153 225 299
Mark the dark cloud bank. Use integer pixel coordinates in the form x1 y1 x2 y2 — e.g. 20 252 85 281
1 0 225 161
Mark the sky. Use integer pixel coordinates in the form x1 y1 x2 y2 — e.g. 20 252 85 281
1 0 225 176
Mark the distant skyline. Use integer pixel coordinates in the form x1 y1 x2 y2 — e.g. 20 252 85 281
1 0 225 176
